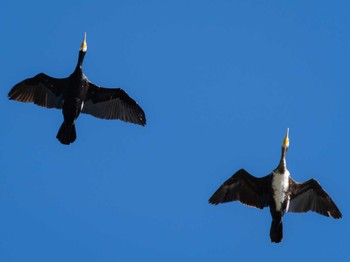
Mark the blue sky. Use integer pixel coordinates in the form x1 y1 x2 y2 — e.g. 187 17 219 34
1 0 349 261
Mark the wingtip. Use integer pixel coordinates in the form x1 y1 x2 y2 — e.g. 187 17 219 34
140 112 146 126
208 200 219 205
8 87 16 99
208 194 222 205
8 89 20 101
333 211 342 219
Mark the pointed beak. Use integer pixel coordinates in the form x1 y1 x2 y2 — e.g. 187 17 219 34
283 128 290 148
80 32 87 52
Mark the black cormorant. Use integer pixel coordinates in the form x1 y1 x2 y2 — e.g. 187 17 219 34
209 128 342 243
8 33 146 145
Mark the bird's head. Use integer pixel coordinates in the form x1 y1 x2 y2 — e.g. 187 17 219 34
80 32 87 52
282 128 289 150
277 128 290 169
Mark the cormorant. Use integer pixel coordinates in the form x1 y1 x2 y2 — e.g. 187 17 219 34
209 128 342 243
8 33 146 145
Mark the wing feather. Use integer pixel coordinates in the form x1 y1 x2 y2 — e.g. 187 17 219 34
8 73 65 109
82 82 146 126
209 169 271 209
288 178 342 219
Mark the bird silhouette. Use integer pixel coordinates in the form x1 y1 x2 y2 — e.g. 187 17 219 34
8 33 146 145
209 128 342 243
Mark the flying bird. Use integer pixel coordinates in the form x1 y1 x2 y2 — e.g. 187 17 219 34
8 33 146 145
209 128 342 243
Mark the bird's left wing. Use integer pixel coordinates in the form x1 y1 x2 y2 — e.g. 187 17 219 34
82 82 146 126
209 169 271 209
8 73 65 109
288 178 342 219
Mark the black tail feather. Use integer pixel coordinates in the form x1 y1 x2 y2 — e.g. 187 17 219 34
56 122 76 145
270 219 283 243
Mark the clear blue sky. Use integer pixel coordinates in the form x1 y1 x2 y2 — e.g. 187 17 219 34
1 1 349 261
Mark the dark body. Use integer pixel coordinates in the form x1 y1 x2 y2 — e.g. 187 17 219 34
8 34 146 145
63 67 88 125
209 130 342 243
57 54 89 144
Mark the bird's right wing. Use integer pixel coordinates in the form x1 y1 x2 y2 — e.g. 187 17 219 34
209 169 271 209
288 178 342 219
8 73 65 109
82 82 146 126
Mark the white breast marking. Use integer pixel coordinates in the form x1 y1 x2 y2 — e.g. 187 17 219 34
272 170 290 211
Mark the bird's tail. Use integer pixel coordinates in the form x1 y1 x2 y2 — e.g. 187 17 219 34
270 218 283 243
56 122 76 145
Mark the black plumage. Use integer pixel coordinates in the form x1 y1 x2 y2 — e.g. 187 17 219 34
8 33 146 145
209 129 342 243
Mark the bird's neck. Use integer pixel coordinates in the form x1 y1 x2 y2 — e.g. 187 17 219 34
277 147 288 173
76 51 86 70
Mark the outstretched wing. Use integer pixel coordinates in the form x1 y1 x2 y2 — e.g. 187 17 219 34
82 82 146 126
209 169 271 209
288 178 342 219
8 73 66 109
